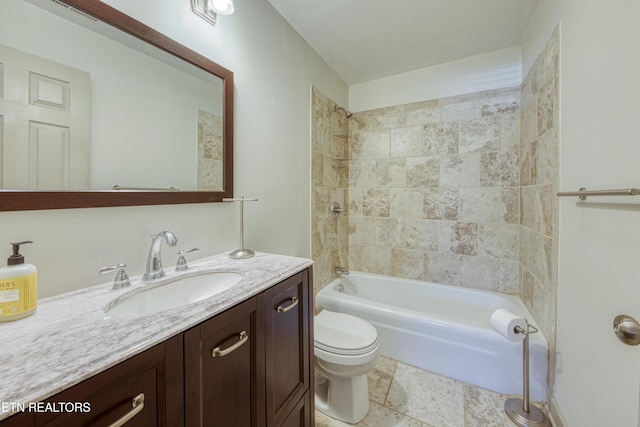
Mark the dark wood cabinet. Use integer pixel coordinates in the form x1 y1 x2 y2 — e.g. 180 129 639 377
279 391 313 427
0 267 314 427
265 271 313 427
184 294 265 427
34 334 182 427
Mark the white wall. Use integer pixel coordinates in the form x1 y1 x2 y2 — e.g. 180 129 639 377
0 0 347 297
348 46 522 112
523 1 640 426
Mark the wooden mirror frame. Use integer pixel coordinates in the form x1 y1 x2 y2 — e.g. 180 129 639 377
0 0 233 211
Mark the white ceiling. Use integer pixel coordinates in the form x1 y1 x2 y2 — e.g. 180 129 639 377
267 0 539 85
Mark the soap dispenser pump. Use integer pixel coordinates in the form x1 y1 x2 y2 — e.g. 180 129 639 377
0 241 38 321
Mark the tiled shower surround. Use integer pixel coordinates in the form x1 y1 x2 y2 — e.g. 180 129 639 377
311 27 559 396
345 87 521 292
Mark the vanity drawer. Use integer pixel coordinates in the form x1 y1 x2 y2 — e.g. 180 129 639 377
34 335 182 427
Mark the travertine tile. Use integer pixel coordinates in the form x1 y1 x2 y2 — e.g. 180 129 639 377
406 156 440 188
362 245 391 275
405 219 439 251
477 223 519 260
375 217 406 247
458 187 504 223
440 154 480 188
368 356 397 405
441 99 481 122
391 126 427 157
315 355 532 427
480 152 519 187
463 384 514 427
423 251 462 285
501 111 521 152
315 402 427 427
537 81 555 137
349 160 377 188
459 116 501 153
424 188 459 221
460 255 501 291
349 217 377 246
363 189 391 217
480 92 520 117
405 103 441 127
438 222 478 256
376 158 407 188
423 122 459 155
502 188 520 224
390 248 423 280
360 130 392 159
499 259 520 294
386 363 465 427
390 189 424 219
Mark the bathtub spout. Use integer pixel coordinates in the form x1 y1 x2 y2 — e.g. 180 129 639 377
335 266 349 276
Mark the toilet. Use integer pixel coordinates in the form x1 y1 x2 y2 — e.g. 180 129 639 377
314 310 380 424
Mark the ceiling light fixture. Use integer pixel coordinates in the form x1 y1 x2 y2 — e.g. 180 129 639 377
191 0 234 26
208 0 235 15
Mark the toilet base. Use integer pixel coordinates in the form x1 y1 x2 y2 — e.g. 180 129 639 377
314 369 370 424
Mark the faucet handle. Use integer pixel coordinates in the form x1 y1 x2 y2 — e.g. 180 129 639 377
176 248 200 272
100 263 131 290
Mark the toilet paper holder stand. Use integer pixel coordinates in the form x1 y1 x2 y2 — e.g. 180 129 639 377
505 320 552 427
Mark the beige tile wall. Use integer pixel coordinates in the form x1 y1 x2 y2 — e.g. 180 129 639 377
520 25 559 393
311 88 349 297
346 87 522 294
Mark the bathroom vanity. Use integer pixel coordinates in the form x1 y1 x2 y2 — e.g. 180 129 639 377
0 253 314 427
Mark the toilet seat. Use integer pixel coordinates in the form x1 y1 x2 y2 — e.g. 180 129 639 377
314 310 378 356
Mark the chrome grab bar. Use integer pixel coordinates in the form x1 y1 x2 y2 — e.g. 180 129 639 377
557 187 640 200
211 331 248 357
276 296 299 313
107 393 145 427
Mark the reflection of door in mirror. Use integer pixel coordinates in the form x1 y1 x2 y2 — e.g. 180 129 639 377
0 44 90 190
1 0 225 193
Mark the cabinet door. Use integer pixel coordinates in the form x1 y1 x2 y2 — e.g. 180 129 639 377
34 334 183 427
0 411 33 427
265 270 312 427
184 295 265 427
279 391 312 427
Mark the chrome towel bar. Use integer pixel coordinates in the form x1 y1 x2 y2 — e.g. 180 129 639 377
557 187 640 200
113 185 180 191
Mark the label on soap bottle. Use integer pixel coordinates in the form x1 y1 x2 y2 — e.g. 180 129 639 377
0 273 37 318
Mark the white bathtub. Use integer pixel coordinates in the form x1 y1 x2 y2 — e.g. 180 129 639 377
316 272 548 402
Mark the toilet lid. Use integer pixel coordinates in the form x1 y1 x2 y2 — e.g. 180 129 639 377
315 310 378 355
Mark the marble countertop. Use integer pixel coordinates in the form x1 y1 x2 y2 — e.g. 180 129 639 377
0 251 312 420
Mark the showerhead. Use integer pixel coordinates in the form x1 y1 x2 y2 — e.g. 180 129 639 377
334 105 353 118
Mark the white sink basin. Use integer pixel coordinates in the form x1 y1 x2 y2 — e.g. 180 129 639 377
105 271 243 317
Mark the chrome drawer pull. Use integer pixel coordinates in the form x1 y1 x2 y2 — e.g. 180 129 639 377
276 296 299 313
212 331 248 357
108 393 145 427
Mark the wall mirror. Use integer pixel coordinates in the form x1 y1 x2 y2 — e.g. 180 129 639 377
0 0 233 211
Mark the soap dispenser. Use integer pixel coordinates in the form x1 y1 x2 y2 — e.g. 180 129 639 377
0 241 37 321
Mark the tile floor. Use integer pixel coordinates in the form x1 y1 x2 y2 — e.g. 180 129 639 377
315 356 538 427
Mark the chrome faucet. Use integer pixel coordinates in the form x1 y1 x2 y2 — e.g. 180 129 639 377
334 266 349 276
143 231 177 281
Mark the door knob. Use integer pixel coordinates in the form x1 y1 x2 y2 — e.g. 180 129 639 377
613 315 640 346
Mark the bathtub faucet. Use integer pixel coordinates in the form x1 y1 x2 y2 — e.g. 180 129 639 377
334 266 349 276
